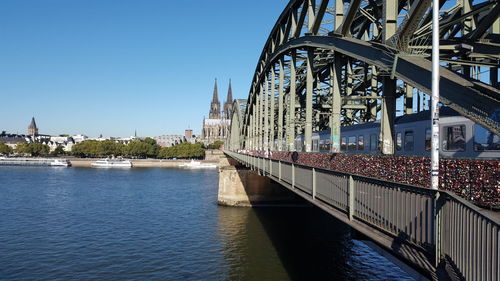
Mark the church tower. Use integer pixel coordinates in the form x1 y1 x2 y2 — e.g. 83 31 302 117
209 79 221 119
223 79 234 119
28 117 38 136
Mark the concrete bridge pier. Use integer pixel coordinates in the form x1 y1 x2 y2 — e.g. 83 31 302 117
218 155 298 207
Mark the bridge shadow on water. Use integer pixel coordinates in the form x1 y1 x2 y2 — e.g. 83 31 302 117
217 193 412 281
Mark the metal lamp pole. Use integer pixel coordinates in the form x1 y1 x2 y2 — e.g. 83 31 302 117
431 0 440 190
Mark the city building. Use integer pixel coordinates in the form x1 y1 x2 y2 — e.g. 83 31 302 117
72 134 88 143
46 136 75 152
154 135 186 147
201 79 233 145
0 131 28 149
185 129 193 140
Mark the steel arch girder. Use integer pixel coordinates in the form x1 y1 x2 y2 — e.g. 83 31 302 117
263 35 500 135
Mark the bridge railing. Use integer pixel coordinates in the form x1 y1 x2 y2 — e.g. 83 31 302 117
226 151 500 280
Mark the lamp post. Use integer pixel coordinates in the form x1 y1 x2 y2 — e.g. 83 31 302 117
431 0 440 190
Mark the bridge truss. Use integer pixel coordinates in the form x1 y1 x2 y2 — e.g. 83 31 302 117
229 0 500 153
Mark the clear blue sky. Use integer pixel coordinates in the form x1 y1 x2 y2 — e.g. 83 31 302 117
0 0 286 137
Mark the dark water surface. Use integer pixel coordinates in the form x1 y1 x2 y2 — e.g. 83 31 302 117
0 167 413 280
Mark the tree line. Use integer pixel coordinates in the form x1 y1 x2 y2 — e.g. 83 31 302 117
0 138 223 159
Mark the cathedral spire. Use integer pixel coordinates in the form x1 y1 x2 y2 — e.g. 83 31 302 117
223 79 234 119
226 79 233 104
212 78 219 103
209 79 221 119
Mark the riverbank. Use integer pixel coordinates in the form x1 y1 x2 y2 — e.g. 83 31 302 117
69 158 219 168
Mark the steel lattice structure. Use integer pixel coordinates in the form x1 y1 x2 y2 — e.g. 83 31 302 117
228 0 499 154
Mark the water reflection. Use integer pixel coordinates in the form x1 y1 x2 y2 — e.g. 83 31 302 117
217 206 289 280
218 205 414 281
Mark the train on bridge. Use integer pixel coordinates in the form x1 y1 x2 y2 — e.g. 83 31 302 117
292 107 499 159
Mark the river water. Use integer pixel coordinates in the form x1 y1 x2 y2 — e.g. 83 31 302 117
0 167 414 280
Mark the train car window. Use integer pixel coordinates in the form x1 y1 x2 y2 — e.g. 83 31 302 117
404 131 414 151
396 132 402 151
443 125 466 151
474 124 500 151
358 135 364 151
370 134 378 151
425 128 431 151
348 136 357 151
341 137 347 151
313 139 319 151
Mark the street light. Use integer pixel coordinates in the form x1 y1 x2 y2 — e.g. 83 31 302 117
431 0 440 190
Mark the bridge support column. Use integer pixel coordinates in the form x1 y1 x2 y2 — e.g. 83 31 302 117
258 86 262 150
278 58 285 151
249 114 254 150
330 55 342 152
404 83 413 114
270 67 276 151
381 77 396 154
369 65 378 121
218 155 298 207
288 51 297 151
491 65 499 89
264 78 269 150
305 48 314 152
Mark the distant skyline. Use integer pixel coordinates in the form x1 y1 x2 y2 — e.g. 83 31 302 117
0 0 286 137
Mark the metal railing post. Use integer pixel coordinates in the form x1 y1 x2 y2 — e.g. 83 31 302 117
434 192 443 267
270 158 273 175
312 168 316 199
348 175 355 220
279 161 282 181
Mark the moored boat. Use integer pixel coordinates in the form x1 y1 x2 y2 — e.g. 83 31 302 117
0 157 72 167
179 160 217 169
91 158 133 168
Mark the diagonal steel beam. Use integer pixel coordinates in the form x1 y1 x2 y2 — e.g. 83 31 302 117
336 0 363 36
391 0 432 49
312 0 330 34
466 2 500 40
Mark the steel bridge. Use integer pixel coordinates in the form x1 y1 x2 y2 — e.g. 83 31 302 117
224 0 499 279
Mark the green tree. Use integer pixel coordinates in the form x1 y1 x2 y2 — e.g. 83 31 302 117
208 140 224 149
98 140 124 156
72 140 126 158
143 137 160 157
30 143 50 156
15 142 30 155
122 139 160 158
0 142 13 155
123 141 151 158
51 145 65 156
158 142 205 159
15 142 49 156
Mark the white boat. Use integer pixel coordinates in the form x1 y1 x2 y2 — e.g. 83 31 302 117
50 159 72 167
91 158 132 168
179 160 217 169
0 157 71 167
